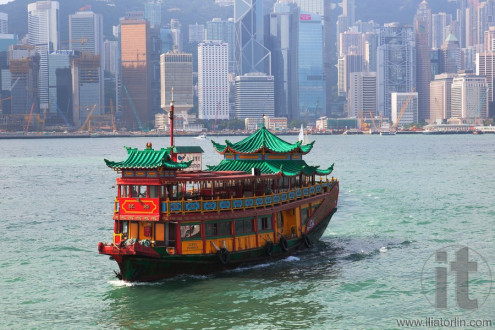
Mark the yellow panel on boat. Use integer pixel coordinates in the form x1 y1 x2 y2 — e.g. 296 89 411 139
182 241 203 255
129 222 139 239
207 239 234 254
257 233 274 247
155 223 165 241
236 235 256 251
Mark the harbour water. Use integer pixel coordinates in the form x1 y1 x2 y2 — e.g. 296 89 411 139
1 134 494 328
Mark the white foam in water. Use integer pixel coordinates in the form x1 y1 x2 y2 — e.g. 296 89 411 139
282 256 300 262
379 246 388 253
108 279 135 287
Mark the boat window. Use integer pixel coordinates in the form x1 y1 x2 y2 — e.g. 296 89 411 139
130 186 146 198
120 185 129 198
258 216 272 231
206 221 232 237
235 218 254 235
301 207 310 225
277 212 284 229
180 224 201 239
122 221 129 240
149 186 159 198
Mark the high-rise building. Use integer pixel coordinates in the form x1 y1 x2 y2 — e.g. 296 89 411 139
477 0 495 49
235 73 274 119
342 0 356 26
336 15 350 56
160 51 193 129
484 26 495 52
363 32 378 72
198 41 229 120
430 73 455 122
414 0 432 122
451 72 488 119
431 12 452 49
391 92 419 126
48 50 73 119
465 0 480 47
377 23 416 119
189 23 205 43
170 19 182 51
348 72 377 118
120 18 151 129
27 0 60 111
0 12 8 34
339 31 364 57
338 54 364 96
206 18 235 72
234 0 271 75
144 1 162 28
9 54 39 115
72 53 103 128
298 11 325 119
69 10 104 116
476 52 495 117
103 40 119 75
441 34 462 74
267 0 299 119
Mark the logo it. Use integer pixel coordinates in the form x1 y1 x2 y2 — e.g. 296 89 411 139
421 245 492 315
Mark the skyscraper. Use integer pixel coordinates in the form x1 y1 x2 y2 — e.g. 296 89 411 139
342 0 356 26
198 41 229 120
391 92 419 126
234 0 271 75
348 72 377 118
27 0 60 111
451 72 488 119
48 50 72 118
431 12 452 49
120 18 151 129
268 0 299 119
476 52 495 117
441 34 462 74
414 0 432 122
69 10 104 116
144 1 162 28
0 12 8 34
377 23 416 119
189 23 205 43
430 73 455 122
235 73 274 119
298 11 325 119
160 51 193 128
206 18 235 72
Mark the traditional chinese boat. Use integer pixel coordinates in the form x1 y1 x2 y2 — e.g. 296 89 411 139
98 111 339 282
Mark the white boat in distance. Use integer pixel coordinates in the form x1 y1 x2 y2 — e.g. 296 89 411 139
194 133 207 140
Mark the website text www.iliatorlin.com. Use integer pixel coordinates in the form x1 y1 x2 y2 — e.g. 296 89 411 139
396 317 493 328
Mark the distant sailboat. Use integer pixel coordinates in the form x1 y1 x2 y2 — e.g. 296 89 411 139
298 124 304 143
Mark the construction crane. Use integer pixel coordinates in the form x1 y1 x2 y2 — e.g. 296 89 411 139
123 85 144 131
80 104 97 131
392 88 416 131
24 102 36 134
61 38 89 51
369 112 379 131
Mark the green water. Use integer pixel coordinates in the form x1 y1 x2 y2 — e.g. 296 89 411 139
0 135 494 328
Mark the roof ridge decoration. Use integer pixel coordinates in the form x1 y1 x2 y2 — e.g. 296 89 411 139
206 160 334 177
211 126 315 155
104 146 192 170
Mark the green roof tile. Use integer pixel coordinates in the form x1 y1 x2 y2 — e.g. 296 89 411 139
104 147 192 170
211 126 314 154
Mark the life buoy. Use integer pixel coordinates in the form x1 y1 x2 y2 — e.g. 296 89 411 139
216 248 230 265
303 234 313 248
279 236 289 252
265 242 274 256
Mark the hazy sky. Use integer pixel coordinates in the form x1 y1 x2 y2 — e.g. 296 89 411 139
0 0 13 4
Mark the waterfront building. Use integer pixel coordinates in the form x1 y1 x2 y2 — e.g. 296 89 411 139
0 12 8 34
9 54 39 116
348 72 377 118
103 40 118 75
431 12 452 49
264 116 287 130
27 0 60 112
267 0 299 119
234 0 271 75
206 18 234 72
48 50 73 121
69 10 104 116
476 52 495 117
144 1 162 29
198 41 229 120
189 23 205 43
160 51 193 129
429 73 455 122
235 73 274 119
298 11 325 119
377 23 415 119
120 18 151 129
391 92 418 126
451 72 488 119
414 0 431 123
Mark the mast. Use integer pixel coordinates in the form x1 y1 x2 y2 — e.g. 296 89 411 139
169 87 175 160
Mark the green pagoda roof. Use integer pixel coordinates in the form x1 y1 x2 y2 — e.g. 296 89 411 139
104 146 192 170
212 126 314 154
207 160 333 177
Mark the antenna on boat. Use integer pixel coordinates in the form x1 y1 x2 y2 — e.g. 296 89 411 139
169 87 175 159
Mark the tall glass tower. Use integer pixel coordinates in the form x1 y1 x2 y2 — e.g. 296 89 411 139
298 12 325 119
234 0 271 75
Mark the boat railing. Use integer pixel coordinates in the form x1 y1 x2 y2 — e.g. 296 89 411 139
160 178 337 215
